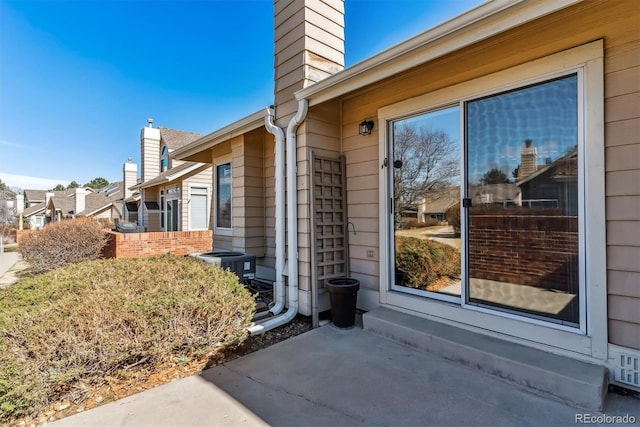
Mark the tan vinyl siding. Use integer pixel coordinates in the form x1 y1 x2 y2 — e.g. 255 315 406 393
311 0 639 347
231 128 266 257
274 0 344 122
201 130 270 264
263 135 276 270
141 143 160 183
603 2 640 349
297 101 342 296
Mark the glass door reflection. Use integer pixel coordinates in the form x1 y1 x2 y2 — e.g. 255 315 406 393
465 74 580 325
391 105 462 299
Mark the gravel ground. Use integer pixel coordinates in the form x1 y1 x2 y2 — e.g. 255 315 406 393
233 314 313 355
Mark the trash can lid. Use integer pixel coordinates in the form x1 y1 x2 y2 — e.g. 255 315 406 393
325 277 360 293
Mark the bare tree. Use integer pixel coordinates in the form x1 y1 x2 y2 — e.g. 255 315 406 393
0 188 16 223
393 124 459 220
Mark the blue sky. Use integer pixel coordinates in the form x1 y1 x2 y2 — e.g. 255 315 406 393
0 0 483 190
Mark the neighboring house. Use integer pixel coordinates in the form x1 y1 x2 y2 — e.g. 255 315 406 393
171 0 640 406
469 182 520 207
21 181 132 228
131 121 212 232
418 189 459 222
47 185 125 223
22 189 66 229
517 148 579 214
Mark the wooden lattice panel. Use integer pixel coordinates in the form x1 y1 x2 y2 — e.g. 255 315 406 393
310 152 347 325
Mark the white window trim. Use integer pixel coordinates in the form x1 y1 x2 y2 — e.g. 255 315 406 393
214 155 233 236
161 145 169 172
187 185 211 231
378 40 606 361
163 186 180 232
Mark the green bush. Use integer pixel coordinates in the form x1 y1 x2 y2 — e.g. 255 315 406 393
395 236 460 290
0 255 255 422
18 219 108 273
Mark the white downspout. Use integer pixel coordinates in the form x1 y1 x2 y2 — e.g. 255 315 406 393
248 99 308 335
264 106 286 315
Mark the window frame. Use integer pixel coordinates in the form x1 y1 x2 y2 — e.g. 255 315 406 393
160 146 169 172
188 185 210 231
214 156 233 235
377 41 605 358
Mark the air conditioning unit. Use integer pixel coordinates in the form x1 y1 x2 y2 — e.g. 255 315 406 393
191 251 256 281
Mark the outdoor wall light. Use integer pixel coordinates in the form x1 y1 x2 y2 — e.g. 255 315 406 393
359 120 374 136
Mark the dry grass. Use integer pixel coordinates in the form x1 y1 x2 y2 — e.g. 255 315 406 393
0 255 255 423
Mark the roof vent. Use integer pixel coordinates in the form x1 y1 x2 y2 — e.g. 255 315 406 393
147 118 154 128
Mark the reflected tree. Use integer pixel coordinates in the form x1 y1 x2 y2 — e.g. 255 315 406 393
393 124 459 221
480 168 510 185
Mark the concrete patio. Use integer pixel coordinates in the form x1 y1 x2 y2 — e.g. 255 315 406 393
51 317 639 427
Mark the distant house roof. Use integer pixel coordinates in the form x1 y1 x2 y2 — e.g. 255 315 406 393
421 192 459 214
159 128 203 151
78 183 124 216
45 185 123 218
172 110 265 163
516 149 579 187
132 162 206 190
23 189 47 202
22 203 46 217
48 195 75 217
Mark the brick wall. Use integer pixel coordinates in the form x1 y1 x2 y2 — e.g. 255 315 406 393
469 215 578 291
103 230 212 258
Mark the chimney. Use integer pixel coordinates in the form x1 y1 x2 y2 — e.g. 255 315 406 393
15 194 24 214
123 157 138 199
274 0 345 123
518 139 538 179
45 192 54 206
140 118 161 182
74 187 86 215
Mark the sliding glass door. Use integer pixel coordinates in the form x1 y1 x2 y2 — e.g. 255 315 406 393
389 73 582 327
464 74 580 326
390 105 462 301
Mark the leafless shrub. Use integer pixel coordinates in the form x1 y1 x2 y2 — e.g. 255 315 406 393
18 219 107 273
0 222 18 244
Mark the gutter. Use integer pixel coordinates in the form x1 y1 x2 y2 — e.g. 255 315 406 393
263 106 286 316
295 0 581 106
172 110 265 161
248 99 309 335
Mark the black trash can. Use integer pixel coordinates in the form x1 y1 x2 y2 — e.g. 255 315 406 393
325 277 360 328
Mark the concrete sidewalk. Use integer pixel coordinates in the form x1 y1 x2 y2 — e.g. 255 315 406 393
50 323 639 427
0 251 21 287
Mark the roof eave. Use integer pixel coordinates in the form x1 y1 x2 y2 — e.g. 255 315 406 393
295 0 582 105
172 110 265 162
135 163 205 190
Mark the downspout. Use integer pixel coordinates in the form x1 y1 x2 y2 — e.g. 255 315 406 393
264 106 286 315
248 99 309 335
